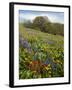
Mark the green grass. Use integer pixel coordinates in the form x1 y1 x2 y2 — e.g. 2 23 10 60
19 24 64 79
20 24 63 46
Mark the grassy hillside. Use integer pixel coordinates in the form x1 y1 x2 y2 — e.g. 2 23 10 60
24 16 64 36
19 24 64 79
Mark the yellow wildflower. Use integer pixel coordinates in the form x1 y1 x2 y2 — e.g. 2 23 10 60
48 64 51 67
48 71 51 74
45 67 49 70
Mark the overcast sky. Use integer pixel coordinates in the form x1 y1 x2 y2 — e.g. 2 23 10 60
19 10 64 24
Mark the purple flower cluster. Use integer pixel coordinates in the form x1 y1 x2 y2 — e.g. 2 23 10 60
19 35 32 53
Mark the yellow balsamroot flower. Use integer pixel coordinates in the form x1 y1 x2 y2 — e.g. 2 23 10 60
56 60 62 64
48 64 51 67
56 60 60 63
53 60 56 63
25 58 28 61
60 62 63 65
48 71 51 74
29 61 33 65
28 56 31 58
32 71 36 73
45 67 49 70
56 60 63 65
59 61 63 65
45 65 51 71
45 67 49 71
49 67 51 70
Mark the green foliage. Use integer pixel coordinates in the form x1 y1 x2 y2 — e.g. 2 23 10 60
33 16 48 32
23 20 33 29
19 24 64 79
23 16 64 36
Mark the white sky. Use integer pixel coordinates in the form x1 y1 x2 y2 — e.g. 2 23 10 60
19 10 64 24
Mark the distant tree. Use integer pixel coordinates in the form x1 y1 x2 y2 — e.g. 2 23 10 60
33 16 50 32
52 23 64 36
24 20 33 28
23 16 64 36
